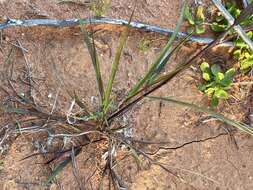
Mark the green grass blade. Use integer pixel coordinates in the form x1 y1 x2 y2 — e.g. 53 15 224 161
108 4 232 122
149 96 253 135
120 33 192 106
1 106 29 115
148 33 192 84
79 19 104 100
103 9 135 112
147 55 196 89
127 1 187 98
46 148 81 184
46 157 72 184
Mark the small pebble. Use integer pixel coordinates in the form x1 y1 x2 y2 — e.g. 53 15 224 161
48 93 52 98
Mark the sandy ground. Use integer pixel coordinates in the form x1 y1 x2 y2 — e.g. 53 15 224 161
0 0 253 190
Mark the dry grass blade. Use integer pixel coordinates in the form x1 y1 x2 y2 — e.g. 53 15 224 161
79 19 104 100
127 0 187 98
73 91 91 115
149 96 253 135
103 6 135 113
3 47 15 79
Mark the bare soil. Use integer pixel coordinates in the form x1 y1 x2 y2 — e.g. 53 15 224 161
0 0 253 190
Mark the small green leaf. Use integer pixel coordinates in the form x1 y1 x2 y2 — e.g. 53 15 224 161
195 25 205 34
211 64 221 76
224 68 236 79
205 81 215 88
215 88 228 99
211 22 227 32
47 158 72 184
211 96 219 107
216 72 224 81
235 39 248 48
233 49 242 58
247 31 253 39
241 17 253 27
184 5 195 25
215 15 224 22
202 72 211 81
198 84 207 91
244 52 252 58
220 78 232 87
241 58 253 70
230 6 240 18
191 6 206 35
205 87 215 96
196 6 205 24
200 62 210 72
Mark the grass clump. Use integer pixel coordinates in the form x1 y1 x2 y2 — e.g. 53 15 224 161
1 1 253 189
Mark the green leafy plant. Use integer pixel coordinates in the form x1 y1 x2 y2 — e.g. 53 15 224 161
210 2 253 72
198 62 236 107
184 5 206 34
211 2 253 32
233 31 253 71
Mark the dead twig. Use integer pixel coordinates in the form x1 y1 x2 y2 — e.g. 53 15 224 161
57 0 92 6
